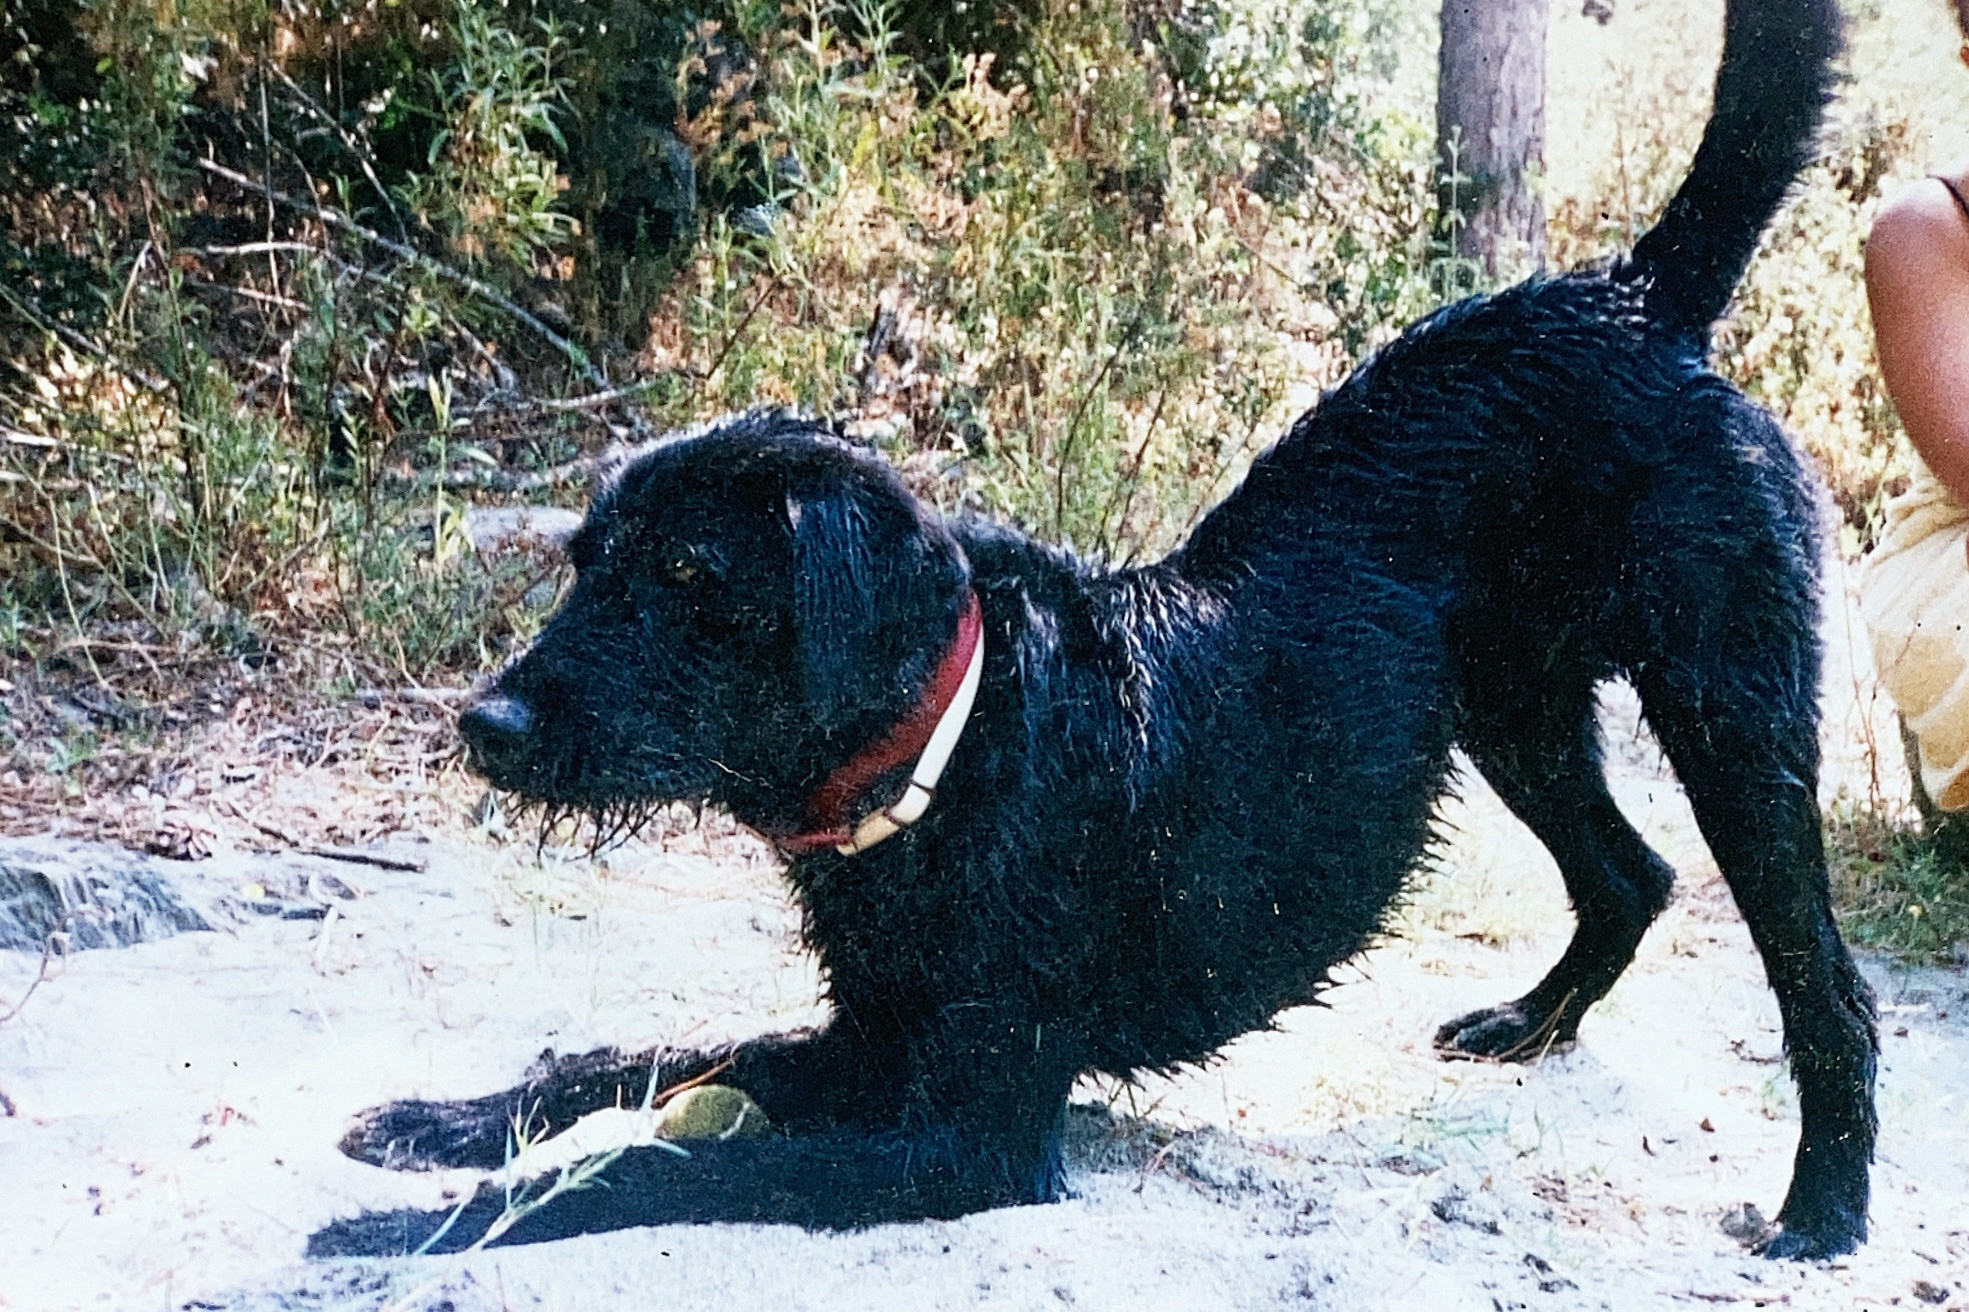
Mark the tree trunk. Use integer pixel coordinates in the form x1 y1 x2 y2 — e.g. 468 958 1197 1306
1436 0 1549 279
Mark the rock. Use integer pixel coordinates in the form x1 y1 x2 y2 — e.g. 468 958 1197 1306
0 839 219 951
731 203 781 237
0 837 391 954
1431 1184 1503 1235
464 506 584 556
1718 1201 1773 1246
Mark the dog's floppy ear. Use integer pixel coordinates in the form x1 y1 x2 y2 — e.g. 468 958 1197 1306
788 486 881 731
786 479 963 734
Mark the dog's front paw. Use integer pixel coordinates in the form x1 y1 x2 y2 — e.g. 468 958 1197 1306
338 1094 520 1172
1433 1002 1576 1063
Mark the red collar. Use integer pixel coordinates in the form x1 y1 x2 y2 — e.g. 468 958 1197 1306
778 590 984 855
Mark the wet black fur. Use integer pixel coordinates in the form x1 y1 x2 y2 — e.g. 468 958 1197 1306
314 0 1875 1262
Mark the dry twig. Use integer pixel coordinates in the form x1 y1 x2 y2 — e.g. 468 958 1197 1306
0 282 171 393
0 938 58 1026
196 157 609 392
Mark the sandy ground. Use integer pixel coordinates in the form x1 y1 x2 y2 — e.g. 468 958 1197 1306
2 543 1966 1312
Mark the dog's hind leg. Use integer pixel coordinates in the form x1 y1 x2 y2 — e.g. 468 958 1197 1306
1635 652 1877 1258
1436 678 1677 1061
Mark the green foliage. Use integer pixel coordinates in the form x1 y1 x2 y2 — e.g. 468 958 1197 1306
1827 802 1969 965
879 0 1046 75
3 321 558 680
410 0 577 270
0 0 1441 687
1427 125 1488 305
643 0 1434 558
1167 0 1439 350
81 0 206 181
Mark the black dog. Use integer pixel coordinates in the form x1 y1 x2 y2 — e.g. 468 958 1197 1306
313 0 1873 1261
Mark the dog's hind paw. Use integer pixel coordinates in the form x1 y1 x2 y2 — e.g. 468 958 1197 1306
338 1095 519 1172
1433 1002 1578 1063
1748 1207 1866 1262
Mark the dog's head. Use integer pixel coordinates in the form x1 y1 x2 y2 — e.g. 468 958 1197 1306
459 412 972 837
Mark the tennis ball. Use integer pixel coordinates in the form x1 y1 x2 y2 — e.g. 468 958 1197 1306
654 1084 772 1140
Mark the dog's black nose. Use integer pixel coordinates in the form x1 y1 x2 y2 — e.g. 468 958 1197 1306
459 695 535 774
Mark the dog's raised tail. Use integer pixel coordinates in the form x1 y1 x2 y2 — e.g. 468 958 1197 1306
1626 0 1842 332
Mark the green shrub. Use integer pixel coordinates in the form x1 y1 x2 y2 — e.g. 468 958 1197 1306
1717 119 1916 551
1 0 1444 688
409 0 577 271
643 0 1434 558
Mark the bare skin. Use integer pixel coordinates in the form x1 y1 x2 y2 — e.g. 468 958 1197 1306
1865 37 1969 532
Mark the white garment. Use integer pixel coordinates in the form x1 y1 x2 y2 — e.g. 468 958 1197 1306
1861 453 1969 810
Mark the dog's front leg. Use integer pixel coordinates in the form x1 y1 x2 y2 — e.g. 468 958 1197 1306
337 1043 723 1172
312 1094 1071 1255
339 1026 884 1172
315 1019 1077 1253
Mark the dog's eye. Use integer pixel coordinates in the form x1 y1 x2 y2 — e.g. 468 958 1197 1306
658 545 727 591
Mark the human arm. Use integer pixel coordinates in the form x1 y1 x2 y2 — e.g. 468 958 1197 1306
1865 174 1969 511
